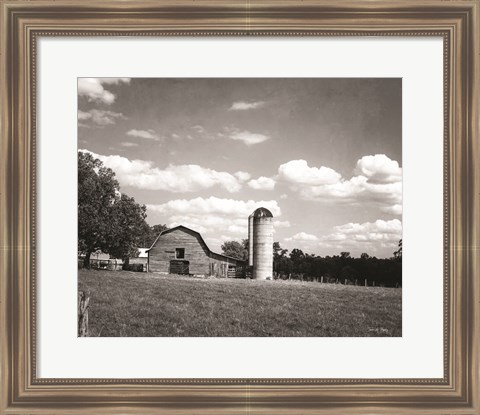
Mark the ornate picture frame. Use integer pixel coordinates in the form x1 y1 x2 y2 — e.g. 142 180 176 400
1 0 479 413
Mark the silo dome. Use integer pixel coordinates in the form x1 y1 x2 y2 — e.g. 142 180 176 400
252 207 273 218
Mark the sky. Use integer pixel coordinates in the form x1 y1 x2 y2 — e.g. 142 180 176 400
78 78 402 258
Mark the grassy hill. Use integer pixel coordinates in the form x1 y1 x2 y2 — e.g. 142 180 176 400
78 270 402 337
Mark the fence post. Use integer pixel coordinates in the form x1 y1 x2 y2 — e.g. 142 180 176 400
365 279 367 287
78 291 90 337
321 276 324 283
344 278 347 285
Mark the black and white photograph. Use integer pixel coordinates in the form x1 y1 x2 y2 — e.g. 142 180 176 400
77 78 402 337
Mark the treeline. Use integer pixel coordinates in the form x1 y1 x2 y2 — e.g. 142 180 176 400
222 240 402 287
273 248 402 287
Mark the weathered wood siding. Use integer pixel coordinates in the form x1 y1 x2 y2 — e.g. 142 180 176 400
209 252 245 278
148 228 210 275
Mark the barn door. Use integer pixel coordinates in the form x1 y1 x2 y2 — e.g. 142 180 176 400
169 260 190 275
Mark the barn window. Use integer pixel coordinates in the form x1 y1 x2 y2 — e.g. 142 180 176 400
175 248 185 259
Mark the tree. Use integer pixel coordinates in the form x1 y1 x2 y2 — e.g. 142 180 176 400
221 240 248 260
289 248 305 263
273 241 288 260
78 151 118 268
141 224 168 247
393 239 402 260
78 151 151 269
106 193 149 265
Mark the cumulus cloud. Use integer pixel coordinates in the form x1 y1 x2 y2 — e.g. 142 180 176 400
278 159 341 186
78 78 130 104
126 129 160 141
228 130 270 146
278 155 402 215
286 232 319 242
78 109 126 126
146 197 282 251
354 154 402 183
229 101 265 111
147 196 281 218
79 150 250 193
120 142 138 147
318 219 402 255
248 176 276 190
234 171 251 182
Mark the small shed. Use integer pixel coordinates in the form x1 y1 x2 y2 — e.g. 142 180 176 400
147 225 246 278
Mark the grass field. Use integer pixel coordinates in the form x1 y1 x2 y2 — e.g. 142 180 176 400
78 269 402 337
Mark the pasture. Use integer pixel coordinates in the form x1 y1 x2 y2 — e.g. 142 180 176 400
78 269 402 337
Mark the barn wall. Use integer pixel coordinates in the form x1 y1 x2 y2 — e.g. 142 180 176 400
209 253 246 278
148 229 210 275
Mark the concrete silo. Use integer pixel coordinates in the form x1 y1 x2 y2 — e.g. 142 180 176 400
252 207 274 280
248 213 254 267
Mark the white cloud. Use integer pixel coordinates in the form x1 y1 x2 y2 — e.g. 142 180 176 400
318 219 402 254
147 196 281 218
280 194 288 200
228 130 270 146
278 159 341 186
79 150 248 193
191 125 205 133
234 171 251 182
120 142 138 147
229 101 265 111
77 109 126 126
286 232 319 242
126 129 160 141
77 110 91 121
147 197 282 250
354 154 402 183
278 155 402 215
248 176 276 190
78 78 130 104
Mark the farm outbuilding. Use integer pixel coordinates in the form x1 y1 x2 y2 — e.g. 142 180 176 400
147 225 246 278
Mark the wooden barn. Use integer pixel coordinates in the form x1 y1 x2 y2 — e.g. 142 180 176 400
147 225 246 278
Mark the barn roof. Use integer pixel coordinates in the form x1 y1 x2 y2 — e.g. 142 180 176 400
147 225 246 263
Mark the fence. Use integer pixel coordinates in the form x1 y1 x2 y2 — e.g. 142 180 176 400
78 258 147 271
273 272 401 288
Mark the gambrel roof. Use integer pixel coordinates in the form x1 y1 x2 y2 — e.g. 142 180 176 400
147 225 245 264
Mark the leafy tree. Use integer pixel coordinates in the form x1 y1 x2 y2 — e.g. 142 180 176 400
141 224 168 247
221 240 248 260
106 194 148 265
340 251 351 259
78 151 118 268
393 239 402 260
289 248 305 263
273 241 288 260
78 151 151 268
